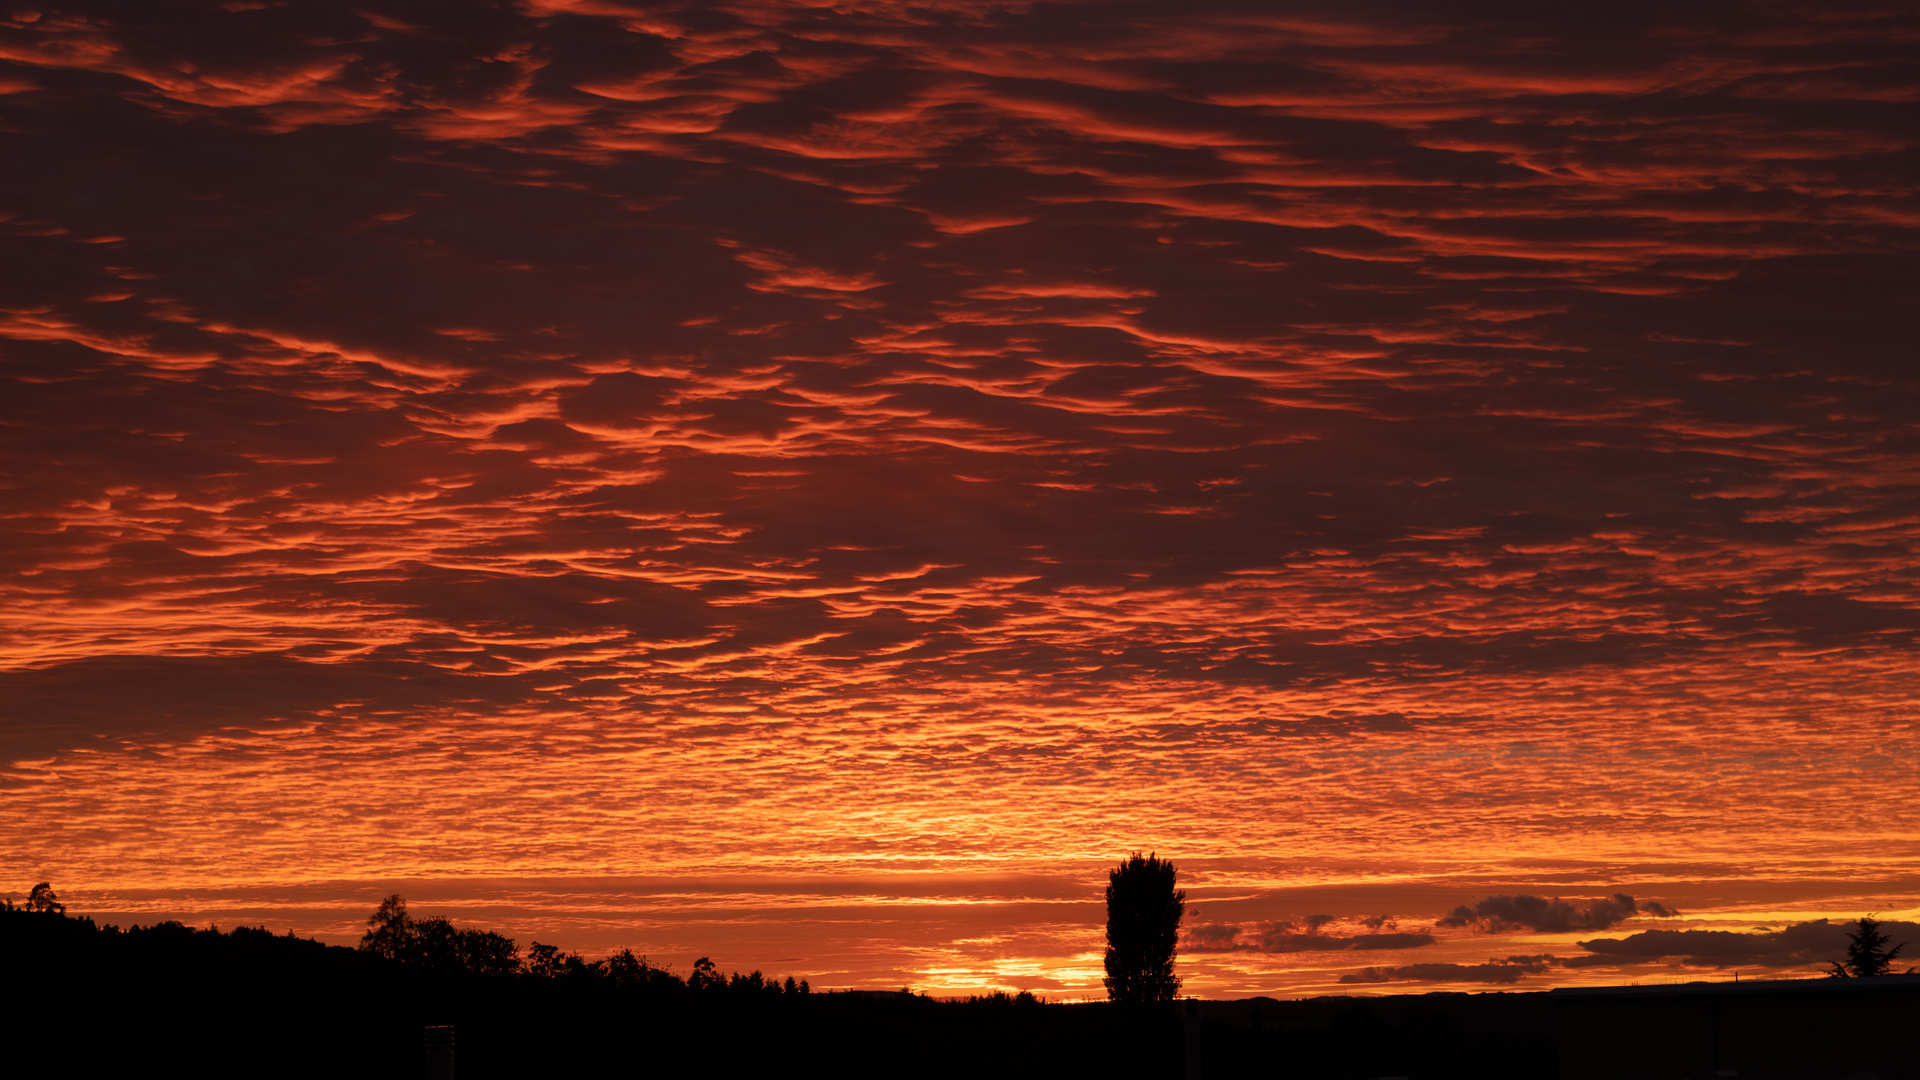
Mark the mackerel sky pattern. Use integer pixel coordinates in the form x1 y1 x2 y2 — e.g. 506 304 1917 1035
2 0 1917 996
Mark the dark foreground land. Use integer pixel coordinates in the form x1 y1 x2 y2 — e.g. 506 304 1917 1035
6 905 1555 1079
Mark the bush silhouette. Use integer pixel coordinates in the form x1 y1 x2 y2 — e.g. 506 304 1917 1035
1103 852 1185 1003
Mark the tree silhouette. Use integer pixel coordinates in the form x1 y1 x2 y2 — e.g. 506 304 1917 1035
360 893 412 959
527 940 592 979
359 894 520 977
605 948 684 991
1103 852 1185 1003
25 882 64 915
1829 915 1911 977
688 955 724 991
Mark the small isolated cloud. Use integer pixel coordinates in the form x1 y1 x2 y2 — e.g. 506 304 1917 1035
1340 955 1557 985
1437 893 1677 933
1187 924 1243 950
1575 918 1919 969
1186 918 1434 954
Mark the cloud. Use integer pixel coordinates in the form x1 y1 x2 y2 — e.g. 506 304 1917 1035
0 653 560 767
1437 894 1677 933
0 0 1915 1000
1186 918 1435 953
1340 955 1557 985
1186 923 1244 950
1575 919 1920 970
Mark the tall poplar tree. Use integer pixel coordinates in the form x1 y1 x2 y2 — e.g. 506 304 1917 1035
1104 852 1186 1003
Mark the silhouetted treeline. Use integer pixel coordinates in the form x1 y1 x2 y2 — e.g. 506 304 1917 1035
4 896 1553 1079
355 893 806 994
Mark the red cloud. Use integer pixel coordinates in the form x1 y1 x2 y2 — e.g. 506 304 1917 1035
2 0 1916 998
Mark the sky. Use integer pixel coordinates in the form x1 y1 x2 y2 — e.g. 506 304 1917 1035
2 0 1917 999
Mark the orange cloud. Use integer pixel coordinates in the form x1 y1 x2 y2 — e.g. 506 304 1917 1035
2 0 1916 999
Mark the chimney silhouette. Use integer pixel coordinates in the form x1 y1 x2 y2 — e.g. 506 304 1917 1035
1184 997 1202 1080
424 1024 455 1080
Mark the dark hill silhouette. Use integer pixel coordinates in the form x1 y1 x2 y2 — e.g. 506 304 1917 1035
3 893 1557 1079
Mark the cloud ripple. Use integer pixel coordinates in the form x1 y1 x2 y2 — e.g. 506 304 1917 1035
0 0 1916 993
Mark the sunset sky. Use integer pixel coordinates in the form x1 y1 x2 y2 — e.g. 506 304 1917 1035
3 0 1917 999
